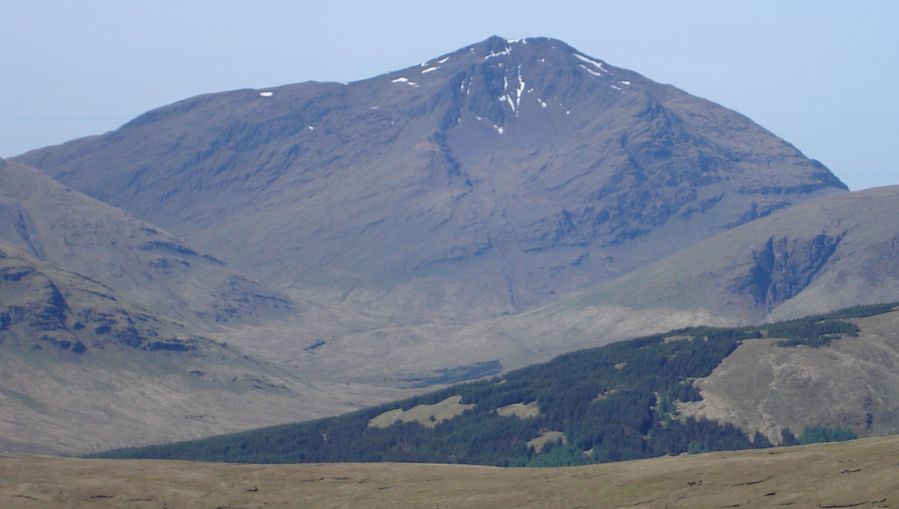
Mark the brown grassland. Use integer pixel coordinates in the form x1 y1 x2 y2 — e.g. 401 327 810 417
2 435 898 508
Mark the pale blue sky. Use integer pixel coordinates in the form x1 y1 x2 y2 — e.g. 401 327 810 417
2 0 897 190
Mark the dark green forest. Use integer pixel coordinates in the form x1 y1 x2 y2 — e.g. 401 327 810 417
94 303 891 466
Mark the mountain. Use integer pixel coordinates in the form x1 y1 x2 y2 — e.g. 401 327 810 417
0 158 290 326
563 185 899 323
6 436 899 508
96 303 898 466
16 36 846 323
0 240 405 455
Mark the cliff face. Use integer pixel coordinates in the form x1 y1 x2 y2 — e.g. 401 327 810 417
733 232 846 311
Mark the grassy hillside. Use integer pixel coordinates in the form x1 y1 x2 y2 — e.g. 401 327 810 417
5 436 899 508
0 242 399 455
95 303 895 466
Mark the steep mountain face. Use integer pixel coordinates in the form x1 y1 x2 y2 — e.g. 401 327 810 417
0 241 405 454
16 36 846 321
566 186 899 322
0 158 290 325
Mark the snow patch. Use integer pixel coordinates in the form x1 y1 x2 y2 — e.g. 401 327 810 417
499 94 515 112
620 80 631 85
514 67 526 115
580 64 603 77
307 125 315 131
391 77 419 87
421 66 441 74
437 56 450 64
573 53 607 72
485 46 512 60
494 124 504 134
610 85 622 91
538 98 547 108
259 91 273 97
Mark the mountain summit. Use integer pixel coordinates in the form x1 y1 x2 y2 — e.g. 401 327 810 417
17 36 846 321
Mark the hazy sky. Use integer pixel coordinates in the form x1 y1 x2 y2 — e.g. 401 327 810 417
2 1 897 190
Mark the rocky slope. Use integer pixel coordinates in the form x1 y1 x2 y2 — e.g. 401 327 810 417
16 36 846 322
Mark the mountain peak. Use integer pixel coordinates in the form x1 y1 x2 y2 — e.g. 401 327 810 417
468 35 574 51
374 35 633 136
431 35 610 80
